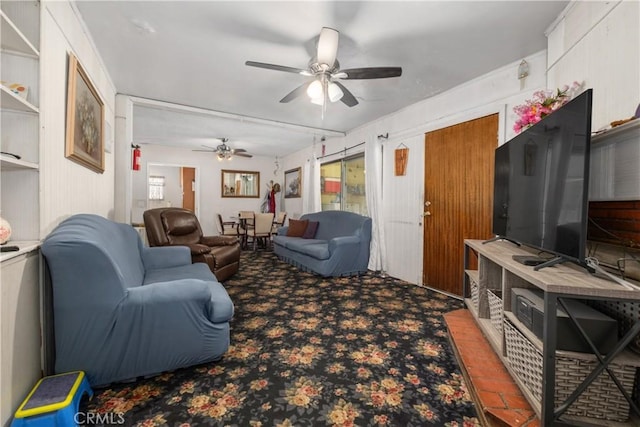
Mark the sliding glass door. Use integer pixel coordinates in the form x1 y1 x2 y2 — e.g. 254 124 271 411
320 154 367 215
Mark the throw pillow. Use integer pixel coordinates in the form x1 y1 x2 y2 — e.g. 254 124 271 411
286 219 308 237
301 221 319 239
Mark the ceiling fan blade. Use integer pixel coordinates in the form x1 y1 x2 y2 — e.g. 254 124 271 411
191 145 216 152
333 81 358 107
245 61 311 76
338 67 403 79
280 82 311 103
233 148 247 153
317 27 339 67
234 152 253 158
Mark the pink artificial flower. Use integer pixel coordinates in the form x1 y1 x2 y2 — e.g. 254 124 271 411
512 82 585 133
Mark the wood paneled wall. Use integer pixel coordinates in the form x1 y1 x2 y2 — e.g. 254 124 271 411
588 200 640 248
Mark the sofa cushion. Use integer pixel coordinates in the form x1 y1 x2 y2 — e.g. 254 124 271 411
302 221 319 239
285 239 330 260
144 262 214 285
280 238 324 249
286 219 308 237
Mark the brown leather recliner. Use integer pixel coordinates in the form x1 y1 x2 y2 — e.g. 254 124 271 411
143 207 240 281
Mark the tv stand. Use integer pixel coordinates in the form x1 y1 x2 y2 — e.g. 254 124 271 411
512 254 547 266
463 239 640 426
510 254 568 270
482 235 520 246
532 255 567 271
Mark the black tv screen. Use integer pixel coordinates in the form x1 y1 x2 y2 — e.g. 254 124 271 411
492 89 593 265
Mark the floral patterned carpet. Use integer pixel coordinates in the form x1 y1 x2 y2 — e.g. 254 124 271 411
82 251 480 426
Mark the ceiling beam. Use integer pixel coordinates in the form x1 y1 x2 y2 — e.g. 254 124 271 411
127 96 346 138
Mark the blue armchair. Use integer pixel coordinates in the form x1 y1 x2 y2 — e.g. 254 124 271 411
41 214 234 386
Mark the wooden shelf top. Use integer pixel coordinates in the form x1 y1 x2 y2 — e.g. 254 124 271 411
465 239 640 301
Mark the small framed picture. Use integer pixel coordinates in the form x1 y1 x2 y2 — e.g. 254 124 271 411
284 167 302 198
65 53 104 173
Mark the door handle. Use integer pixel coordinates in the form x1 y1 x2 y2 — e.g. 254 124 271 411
423 211 431 217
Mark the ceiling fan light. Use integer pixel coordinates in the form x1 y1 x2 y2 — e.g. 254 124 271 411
217 153 225 161
328 82 343 102
310 96 324 106
307 80 323 99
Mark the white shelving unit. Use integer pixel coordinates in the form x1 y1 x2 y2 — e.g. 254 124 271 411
0 3 42 426
0 2 41 247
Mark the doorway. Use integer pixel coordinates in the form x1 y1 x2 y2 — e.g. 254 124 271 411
147 164 198 214
422 114 498 296
181 167 195 211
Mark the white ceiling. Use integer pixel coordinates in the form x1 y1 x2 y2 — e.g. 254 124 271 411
74 1 569 158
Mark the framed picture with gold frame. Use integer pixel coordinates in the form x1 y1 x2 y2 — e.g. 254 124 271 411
284 167 302 198
65 53 105 173
221 169 260 198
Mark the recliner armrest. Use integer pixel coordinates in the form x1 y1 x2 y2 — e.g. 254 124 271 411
185 243 213 255
201 235 239 246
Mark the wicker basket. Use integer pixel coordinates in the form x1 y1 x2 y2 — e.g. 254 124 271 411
504 319 637 422
470 279 479 311
487 289 503 333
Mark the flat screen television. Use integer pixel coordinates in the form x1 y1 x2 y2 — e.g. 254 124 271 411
491 89 593 269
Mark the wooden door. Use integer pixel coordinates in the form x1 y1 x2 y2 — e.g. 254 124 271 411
182 167 195 212
423 114 498 296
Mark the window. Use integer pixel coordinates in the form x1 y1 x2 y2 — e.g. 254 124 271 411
148 175 165 200
320 154 366 215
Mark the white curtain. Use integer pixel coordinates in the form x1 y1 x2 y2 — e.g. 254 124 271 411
365 134 387 272
303 156 321 214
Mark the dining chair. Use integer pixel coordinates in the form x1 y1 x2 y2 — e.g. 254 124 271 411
272 211 287 234
238 211 255 249
246 212 275 251
238 211 255 228
216 213 239 236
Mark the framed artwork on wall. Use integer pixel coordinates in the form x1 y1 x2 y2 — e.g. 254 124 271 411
284 167 302 198
65 52 105 173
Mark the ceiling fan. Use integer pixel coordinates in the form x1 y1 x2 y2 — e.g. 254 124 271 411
245 27 402 108
193 138 253 161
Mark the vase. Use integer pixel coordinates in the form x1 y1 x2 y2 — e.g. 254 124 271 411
0 216 12 244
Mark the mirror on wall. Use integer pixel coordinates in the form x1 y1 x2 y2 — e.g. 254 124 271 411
221 170 260 198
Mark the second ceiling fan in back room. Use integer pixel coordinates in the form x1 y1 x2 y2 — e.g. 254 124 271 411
193 138 253 161
245 27 402 114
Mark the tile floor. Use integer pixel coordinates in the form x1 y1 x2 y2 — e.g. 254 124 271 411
445 309 540 427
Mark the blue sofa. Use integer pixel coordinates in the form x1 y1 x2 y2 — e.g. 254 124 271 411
41 214 234 386
273 210 372 277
